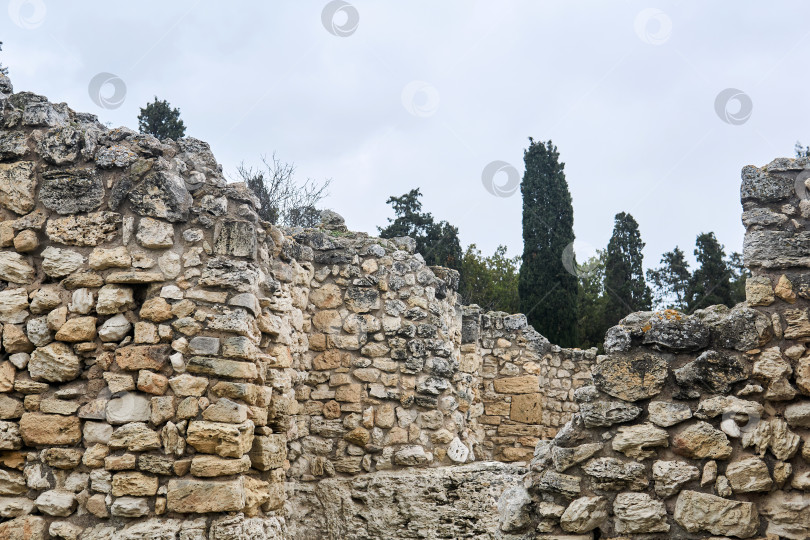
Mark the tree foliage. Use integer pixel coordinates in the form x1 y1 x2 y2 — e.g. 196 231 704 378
379 189 462 270
239 153 331 227
517 138 579 347
458 244 520 313
647 246 691 310
602 212 651 328
577 251 607 350
796 141 810 158
137 97 186 141
686 232 734 311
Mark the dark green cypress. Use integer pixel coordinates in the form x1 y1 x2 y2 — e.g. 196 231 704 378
686 232 733 311
518 138 578 346
603 212 652 327
137 97 187 141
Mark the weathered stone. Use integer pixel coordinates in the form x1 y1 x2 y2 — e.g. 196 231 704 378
106 393 151 424
88 246 131 270
742 417 800 460
528 469 581 498
492 375 538 394
579 400 641 427
108 422 161 452
0 288 28 324
40 169 104 214
116 344 168 371
136 217 175 248
54 316 96 342
186 420 255 458
190 454 251 477
761 491 810 540
0 515 47 540
697 304 772 351
509 392 543 423
169 373 209 397
0 469 26 495
613 492 669 534
612 422 668 460
110 496 149 517
45 212 120 246
214 219 256 258
592 350 668 401
0 252 34 283
581 457 648 491
96 285 135 315
28 342 80 382
0 421 23 450
186 356 258 379
746 275 775 306
674 349 748 398
551 443 603 472
98 314 131 342
652 460 699 498
166 478 245 513
0 161 37 214
128 171 192 222
641 311 710 351
726 456 772 493
672 421 732 459
111 471 159 497
203 398 248 423
674 490 759 538
19 412 81 446
559 496 607 533
0 496 34 518
41 246 84 278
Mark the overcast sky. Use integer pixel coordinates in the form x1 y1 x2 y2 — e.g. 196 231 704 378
4 1 809 271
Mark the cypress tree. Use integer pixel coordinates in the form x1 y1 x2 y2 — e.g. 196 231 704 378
518 138 578 346
647 246 691 310
686 232 733 311
603 212 652 327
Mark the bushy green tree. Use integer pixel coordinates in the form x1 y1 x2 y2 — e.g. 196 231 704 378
518 138 578 346
379 188 462 269
458 244 520 313
577 251 607 350
647 247 691 310
602 212 652 328
686 232 733 311
138 97 186 140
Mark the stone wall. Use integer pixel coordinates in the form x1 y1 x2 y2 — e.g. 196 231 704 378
0 76 591 539
505 158 810 538
0 78 294 539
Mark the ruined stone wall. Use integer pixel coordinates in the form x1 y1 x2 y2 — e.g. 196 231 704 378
504 158 810 538
0 78 294 539
0 76 592 539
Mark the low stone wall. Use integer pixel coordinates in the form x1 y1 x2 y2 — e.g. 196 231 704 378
503 158 810 538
